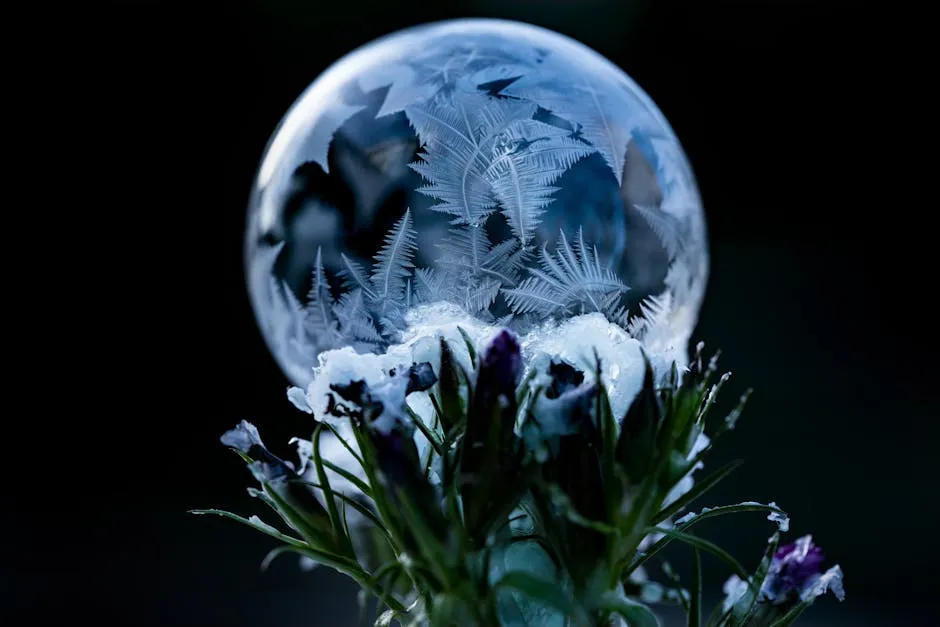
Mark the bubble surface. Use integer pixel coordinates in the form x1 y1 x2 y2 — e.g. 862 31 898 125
245 19 708 386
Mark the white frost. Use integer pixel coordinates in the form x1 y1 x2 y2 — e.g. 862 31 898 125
293 302 500 425
766 501 790 532
721 574 749 613
662 432 710 510
284 301 690 528
519 312 657 420
802 565 845 603
294 304 683 428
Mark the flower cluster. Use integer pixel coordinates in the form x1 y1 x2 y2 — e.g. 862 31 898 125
195 328 844 626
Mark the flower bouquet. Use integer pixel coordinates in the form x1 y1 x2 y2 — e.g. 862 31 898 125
196 18 845 627
194 325 843 626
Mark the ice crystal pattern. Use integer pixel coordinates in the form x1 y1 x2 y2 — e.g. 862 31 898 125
246 19 709 386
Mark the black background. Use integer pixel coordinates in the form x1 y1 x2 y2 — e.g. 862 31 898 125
11 1 930 626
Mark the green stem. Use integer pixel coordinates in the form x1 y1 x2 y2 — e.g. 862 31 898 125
353 572 406 613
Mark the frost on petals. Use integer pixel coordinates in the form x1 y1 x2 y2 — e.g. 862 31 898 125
721 574 749 613
762 535 844 605
766 501 790 532
801 564 845 603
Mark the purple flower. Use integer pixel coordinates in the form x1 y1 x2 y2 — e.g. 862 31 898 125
762 535 845 605
478 329 522 394
460 329 525 541
544 359 585 400
219 420 332 531
466 329 522 447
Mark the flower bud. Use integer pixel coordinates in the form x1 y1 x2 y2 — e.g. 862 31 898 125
762 536 845 606
220 421 332 534
460 329 525 541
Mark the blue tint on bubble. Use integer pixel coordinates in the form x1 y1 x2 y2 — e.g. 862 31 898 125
245 19 708 386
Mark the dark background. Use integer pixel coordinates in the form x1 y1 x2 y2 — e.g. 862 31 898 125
11 1 928 626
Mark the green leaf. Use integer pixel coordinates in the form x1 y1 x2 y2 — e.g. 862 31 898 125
515 367 537 407
258 541 404 613
704 603 733 627
260 544 304 571
262 478 335 548
189 509 306 548
257 543 364 575
677 503 787 532
695 371 731 427
595 358 621 520
727 533 779 627
631 503 787 573
546 483 619 534
393 484 452 587
494 571 588 626
321 458 373 498
322 422 367 468
689 548 702 627
366 560 407 614
661 561 690 614
597 593 661 627
768 601 811 626
192 510 365 577
406 405 444 456
490 538 562 619
709 389 752 442
348 425 411 558
313 423 353 554
457 325 476 365
289 479 387 533
651 460 743 525
652 529 750 581
435 335 469 431
616 355 661 483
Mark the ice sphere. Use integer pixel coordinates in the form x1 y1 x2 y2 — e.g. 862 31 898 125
244 18 709 387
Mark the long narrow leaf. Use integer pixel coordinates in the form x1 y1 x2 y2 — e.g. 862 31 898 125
598 593 660 627
768 601 811 626
727 533 779 627
652 460 743 525
662 561 690 614
261 481 337 549
313 423 352 554
705 603 734 627
393 486 451 587
323 422 366 467
290 480 388 534
690 547 702 627
457 325 476 365
406 406 443 456
547 484 620 534
257 543 364 575
653 529 750 581
191 509 361 575
322 459 373 498
366 560 407 614
596 362 620 522
631 503 786 572
189 509 305 548
709 389 753 443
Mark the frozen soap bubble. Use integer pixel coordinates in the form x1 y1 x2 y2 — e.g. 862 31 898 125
245 18 709 387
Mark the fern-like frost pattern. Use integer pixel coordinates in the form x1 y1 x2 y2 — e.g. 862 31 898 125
246 21 708 386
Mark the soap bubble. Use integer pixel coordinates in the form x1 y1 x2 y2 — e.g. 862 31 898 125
245 18 708 387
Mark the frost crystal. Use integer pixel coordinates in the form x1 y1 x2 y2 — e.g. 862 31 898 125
766 501 790 532
244 19 709 388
